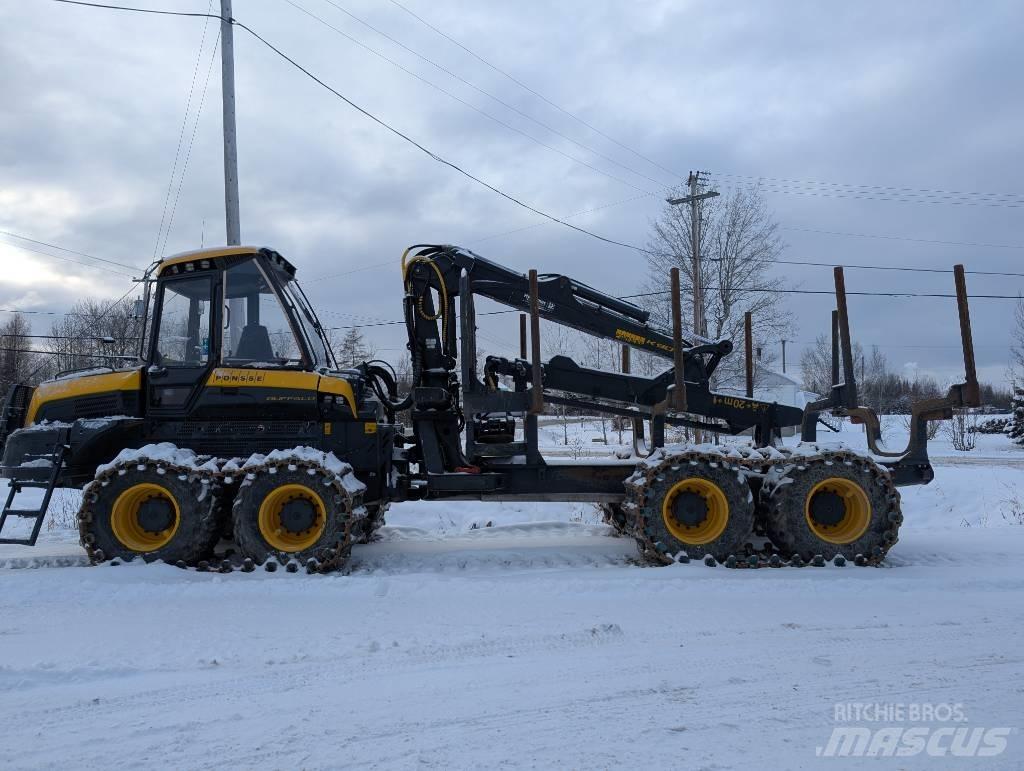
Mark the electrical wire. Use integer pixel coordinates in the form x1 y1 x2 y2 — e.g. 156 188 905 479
51 1 661 253
282 0 657 195
0 229 144 272
159 28 221 257
779 225 1024 251
0 239 137 279
152 0 215 260
384 0 685 182
708 170 1024 204
306 0 673 189
709 176 1023 209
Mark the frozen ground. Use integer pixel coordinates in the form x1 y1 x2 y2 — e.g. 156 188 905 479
1 419 1023 768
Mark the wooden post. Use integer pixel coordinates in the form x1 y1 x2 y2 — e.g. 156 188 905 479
670 267 686 412
744 311 754 398
529 270 543 414
833 267 858 406
519 313 527 360
952 264 979 404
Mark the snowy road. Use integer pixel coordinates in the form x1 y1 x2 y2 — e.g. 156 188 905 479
2 421 1023 768
2 514 1023 768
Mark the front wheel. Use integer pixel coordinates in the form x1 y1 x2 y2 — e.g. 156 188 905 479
78 463 220 564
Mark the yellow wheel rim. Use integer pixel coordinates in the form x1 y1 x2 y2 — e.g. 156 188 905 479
110 483 180 552
257 484 327 552
661 478 730 545
804 477 871 544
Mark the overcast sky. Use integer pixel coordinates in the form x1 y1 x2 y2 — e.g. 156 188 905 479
2 0 1022 385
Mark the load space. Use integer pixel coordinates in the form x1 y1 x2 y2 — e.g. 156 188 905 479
0 244 980 572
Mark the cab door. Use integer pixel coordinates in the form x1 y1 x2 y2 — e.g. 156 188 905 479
146 272 217 417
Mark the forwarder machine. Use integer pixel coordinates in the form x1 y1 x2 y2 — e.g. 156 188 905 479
0 244 980 571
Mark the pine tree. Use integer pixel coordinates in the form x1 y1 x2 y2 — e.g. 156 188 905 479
1008 387 1024 447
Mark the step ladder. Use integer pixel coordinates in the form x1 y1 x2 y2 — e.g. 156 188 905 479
0 431 70 546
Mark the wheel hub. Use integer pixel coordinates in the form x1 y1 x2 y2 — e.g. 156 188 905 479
278 497 318 534
809 490 846 527
672 491 709 527
136 496 176 534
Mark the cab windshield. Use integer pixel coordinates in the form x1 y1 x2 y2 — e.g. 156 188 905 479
222 259 304 367
282 279 334 369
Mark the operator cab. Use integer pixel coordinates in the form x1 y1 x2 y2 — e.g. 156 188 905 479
151 246 333 373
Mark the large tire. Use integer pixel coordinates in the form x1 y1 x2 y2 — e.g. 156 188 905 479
762 453 901 563
232 463 360 568
78 464 221 565
633 458 755 562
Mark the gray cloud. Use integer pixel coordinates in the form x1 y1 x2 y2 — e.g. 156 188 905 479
1 0 1021 384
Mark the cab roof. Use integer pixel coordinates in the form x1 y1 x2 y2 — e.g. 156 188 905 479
157 246 296 277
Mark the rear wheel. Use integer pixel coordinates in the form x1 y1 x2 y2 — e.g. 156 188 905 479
634 458 755 562
78 465 220 564
232 464 359 568
763 454 901 562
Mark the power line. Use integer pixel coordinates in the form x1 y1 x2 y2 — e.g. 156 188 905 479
281 0 658 194
384 0 684 182
0 229 144 272
0 239 137 279
305 0 672 189
159 26 221 257
51 0 219 20
779 225 1024 251
52 2 648 253
708 177 1024 210
0 346 137 361
49 2 1024 286
0 333 140 341
709 170 1024 204
622 287 1024 301
152 0 215 260
308 259 394 282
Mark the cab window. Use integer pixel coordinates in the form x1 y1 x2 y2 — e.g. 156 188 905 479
223 259 304 366
154 275 212 367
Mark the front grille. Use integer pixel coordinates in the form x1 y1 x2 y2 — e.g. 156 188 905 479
169 421 317 458
73 394 120 419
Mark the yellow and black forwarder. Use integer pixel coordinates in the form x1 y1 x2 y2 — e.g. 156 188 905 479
0 244 980 571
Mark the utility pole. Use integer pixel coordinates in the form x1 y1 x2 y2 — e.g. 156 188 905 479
667 172 717 443
781 338 787 373
220 0 243 348
667 172 718 339
220 0 240 245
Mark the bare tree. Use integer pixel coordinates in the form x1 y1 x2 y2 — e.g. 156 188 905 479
0 314 47 391
44 297 142 376
542 322 578 444
1012 297 1024 384
643 184 792 389
799 333 864 398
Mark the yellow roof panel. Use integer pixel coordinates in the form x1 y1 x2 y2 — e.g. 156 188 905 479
158 245 261 273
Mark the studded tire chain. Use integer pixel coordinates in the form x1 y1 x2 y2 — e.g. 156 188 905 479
620 445 901 569
77 452 372 574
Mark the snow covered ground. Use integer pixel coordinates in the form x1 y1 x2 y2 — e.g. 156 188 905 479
1 418 1023 768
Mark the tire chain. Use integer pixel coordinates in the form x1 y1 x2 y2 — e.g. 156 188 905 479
621 445 900 569
78 449 373 574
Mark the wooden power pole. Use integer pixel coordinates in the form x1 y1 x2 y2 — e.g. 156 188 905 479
667 171 718 339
